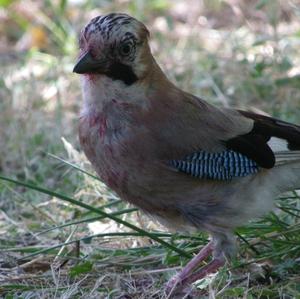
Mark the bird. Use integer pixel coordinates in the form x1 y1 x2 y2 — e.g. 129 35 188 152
73 13 300 294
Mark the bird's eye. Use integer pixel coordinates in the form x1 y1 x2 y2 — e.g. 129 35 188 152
120 43 132 56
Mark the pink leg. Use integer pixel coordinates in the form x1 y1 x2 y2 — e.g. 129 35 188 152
166 241 214 293
182 256 225 285
177 241 214 280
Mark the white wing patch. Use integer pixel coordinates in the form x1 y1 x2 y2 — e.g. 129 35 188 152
268 137 289 152
268 137 300 165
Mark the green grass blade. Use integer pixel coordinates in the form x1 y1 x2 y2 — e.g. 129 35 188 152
48 153 100 180
16 232 176 261
37 207 137 235
0 175 190 258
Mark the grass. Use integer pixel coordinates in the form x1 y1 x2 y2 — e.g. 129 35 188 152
0 0 300 298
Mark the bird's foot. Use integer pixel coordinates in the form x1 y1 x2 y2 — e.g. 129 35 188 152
165 274 182 296
165 242 225 296
165 281 195 298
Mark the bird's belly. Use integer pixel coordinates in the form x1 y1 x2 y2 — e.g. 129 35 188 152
79 114 182 215
79 115 131 194
78 114 275 233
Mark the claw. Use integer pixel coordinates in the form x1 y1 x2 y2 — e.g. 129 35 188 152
165 241 225 296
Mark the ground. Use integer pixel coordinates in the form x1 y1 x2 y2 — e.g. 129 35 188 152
0 1 300 298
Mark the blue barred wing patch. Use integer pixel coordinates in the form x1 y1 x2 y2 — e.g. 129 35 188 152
169 150 259 180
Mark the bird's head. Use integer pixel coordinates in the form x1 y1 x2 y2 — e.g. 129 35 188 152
73 13 151 85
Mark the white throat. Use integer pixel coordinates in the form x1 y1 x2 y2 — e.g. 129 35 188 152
80 75 147 117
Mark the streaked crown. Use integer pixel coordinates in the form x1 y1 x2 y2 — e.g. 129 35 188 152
74 13 151 85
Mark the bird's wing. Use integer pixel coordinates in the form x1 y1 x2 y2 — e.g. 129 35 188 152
233 110 300 165
167 104 300 181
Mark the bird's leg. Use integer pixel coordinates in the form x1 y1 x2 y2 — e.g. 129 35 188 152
182 255 225 286
177 241 214 280
166 241 214 292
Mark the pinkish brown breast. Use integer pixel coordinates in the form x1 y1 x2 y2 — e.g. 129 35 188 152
79 109 133 195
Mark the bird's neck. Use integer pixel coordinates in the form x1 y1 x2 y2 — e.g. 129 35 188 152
80 57 176 118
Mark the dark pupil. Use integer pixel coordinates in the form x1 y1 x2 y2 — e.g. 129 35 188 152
122 44 131 54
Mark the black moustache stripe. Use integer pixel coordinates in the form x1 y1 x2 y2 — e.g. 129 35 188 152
105 62 138 85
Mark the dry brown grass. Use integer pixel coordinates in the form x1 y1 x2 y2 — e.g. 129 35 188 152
0 1 300 298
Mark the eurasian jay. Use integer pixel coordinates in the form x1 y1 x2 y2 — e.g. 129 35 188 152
73 13 300 294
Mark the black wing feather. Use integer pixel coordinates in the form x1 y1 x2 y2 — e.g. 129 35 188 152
225 110 300 169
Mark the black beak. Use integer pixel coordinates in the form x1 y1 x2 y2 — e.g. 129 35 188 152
73 52 102 74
